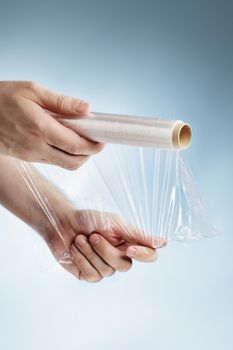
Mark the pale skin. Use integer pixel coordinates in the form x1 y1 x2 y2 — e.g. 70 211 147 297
0 81 164 282
0 81 104 170
0 155 159 281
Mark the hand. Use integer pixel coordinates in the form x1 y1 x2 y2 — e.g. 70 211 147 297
45 209 165 282
0 157 164 283
0 81 103 169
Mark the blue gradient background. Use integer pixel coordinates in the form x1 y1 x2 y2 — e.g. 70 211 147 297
0 1 232 349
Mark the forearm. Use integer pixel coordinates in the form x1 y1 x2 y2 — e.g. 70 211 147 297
0 155 74 238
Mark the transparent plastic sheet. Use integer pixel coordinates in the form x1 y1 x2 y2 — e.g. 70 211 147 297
14 143 219 267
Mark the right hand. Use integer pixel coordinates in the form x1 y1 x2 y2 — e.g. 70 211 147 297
44 209 165 282
0 81 104 169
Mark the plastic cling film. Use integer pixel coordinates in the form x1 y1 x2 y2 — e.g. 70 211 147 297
60 112 192 150
15 144 219 267
70 146 218 243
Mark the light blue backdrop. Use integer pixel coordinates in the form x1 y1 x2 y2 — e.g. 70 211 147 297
0 1 232 349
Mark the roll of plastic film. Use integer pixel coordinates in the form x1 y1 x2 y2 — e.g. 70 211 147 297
60 112 192 150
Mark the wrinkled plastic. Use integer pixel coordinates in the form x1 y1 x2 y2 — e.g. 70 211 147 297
15 143 218 266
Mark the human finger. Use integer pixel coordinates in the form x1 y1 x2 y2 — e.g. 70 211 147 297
45 118 104 156
34 83 91 116
70 244 102 283
75 235 115 278
89 233 132 272
110 216 167 248
44 144 89 170
126 245 158 262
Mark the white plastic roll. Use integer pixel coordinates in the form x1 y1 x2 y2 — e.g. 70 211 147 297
60 112 192 150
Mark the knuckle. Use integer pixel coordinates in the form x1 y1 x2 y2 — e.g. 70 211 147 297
87 251 98 262
74 254 83 265
33 115 47 133
26 80 38 91
71 249 84 266
76 142 86 155
56 94 67 113
66 143 80 155
78 244 96 261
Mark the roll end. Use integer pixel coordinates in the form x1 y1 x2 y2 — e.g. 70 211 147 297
172 123 192 149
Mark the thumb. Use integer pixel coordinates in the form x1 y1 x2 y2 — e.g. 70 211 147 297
36 85 91 117
126 245 158 262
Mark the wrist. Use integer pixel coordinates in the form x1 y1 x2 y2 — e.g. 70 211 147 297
32 191 76 242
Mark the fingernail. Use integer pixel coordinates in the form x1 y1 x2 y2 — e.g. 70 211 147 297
90 234 100 245
76 235 87 247
76 100 90 112
127 247 137 258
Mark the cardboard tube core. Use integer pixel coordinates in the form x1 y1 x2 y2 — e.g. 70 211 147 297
173 123 192 149
178 124 192 148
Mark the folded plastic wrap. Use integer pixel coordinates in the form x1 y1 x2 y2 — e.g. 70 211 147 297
15 114 218 265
